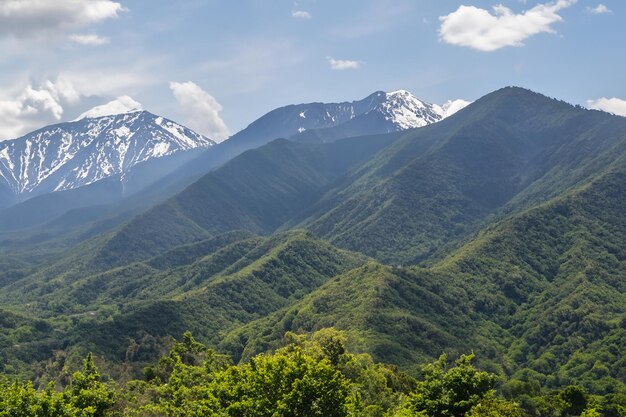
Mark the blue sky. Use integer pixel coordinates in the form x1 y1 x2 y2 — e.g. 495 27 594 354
0 0 624 141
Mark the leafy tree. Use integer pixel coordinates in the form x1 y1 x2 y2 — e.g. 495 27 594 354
63 353 116 417
210 346 354 417
402 353 498 417
38 383 76 417
0 379 39 417
559 386 589 417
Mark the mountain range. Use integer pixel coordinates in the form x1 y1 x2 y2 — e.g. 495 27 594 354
233 89 465 142
0 90 464 233
0 86 623 407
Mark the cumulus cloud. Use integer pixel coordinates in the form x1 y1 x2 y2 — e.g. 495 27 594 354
69 34 110 45
0 73 151 140
292 10 312 19
42 77 81 104
439 0 576 52
587 4 612 14
169 81 230 142
76 96 142 120
586 97 626 117
438 99 472 119
0 0 125 39
0 78 81 140
20 87 64 120
327 57 363 70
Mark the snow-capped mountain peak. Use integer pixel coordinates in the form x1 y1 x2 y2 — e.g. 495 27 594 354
375 90 442 129
236 89 472 147
0 111 214 197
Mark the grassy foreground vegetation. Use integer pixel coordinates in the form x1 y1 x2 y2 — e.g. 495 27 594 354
3 329 621 417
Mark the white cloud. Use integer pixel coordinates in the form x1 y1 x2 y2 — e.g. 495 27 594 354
327 57 363 70
292 10 312 19
438 99 472 119
76 96 142 120
439 0 576 52
587 4 612 14
42 77 81 104
586 97 626 117
0 0 125 39
0 78 82 140
69 34 110 45
0 70 156 139
169 81 230 142
20 86 64 120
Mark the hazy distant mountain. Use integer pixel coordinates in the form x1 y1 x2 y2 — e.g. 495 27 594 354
293 92 471 143
167 90 468 184
235 89 467 143
0 111 214 207
0 89 460 232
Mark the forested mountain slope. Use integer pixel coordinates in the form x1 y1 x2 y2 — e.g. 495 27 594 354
302 87 626 263
221 161 626 394
89 132 401 267
0 87 625 411
0 230 367 377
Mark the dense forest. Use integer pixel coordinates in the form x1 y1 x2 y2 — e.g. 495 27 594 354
2 330 622 417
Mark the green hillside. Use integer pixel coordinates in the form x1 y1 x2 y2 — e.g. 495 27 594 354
94 133 399 267
217 159 626 396
219 262 478 370
0 230 367 379
1 88 625 416
304 88 626 264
